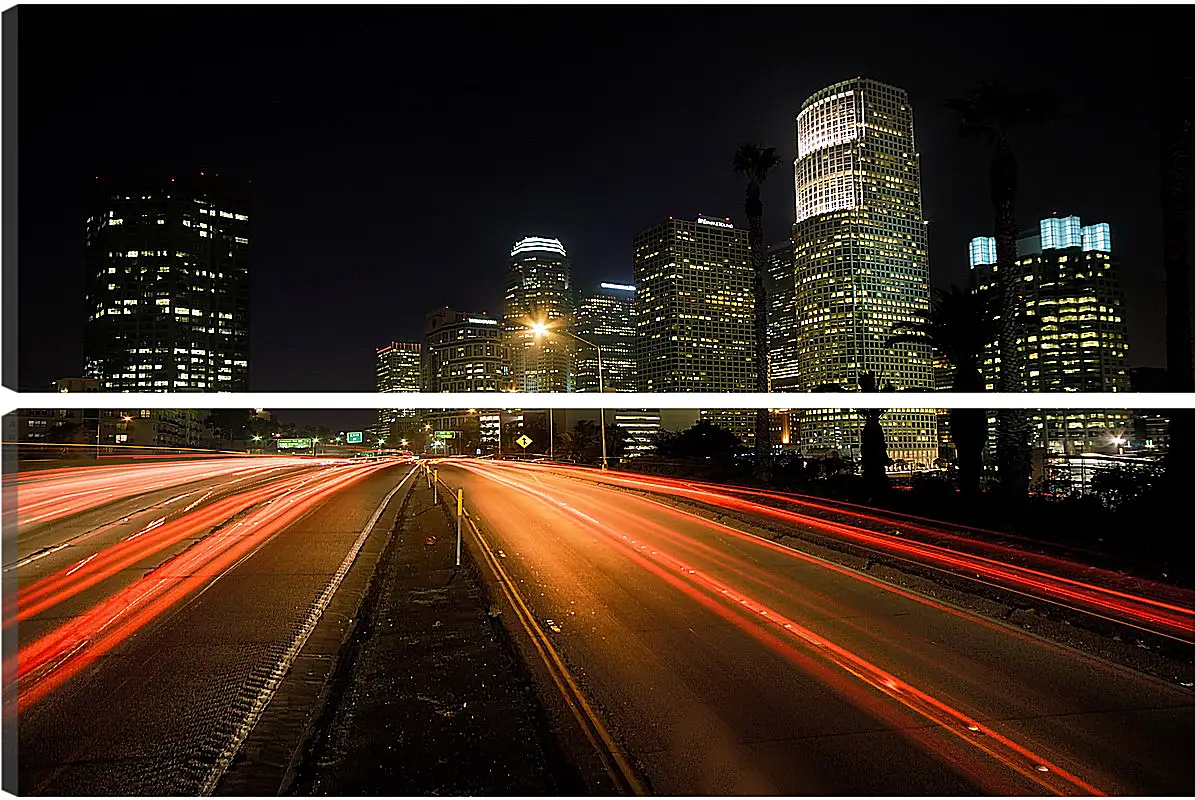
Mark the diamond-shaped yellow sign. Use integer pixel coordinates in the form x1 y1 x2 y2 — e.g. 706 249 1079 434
515 434 533 449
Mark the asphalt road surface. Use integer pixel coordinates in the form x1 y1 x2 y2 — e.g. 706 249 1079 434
9 456 415 795
439 459 1194 796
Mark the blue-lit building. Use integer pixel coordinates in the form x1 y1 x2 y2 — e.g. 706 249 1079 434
970 214 1130 455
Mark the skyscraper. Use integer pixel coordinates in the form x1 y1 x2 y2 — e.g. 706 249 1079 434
574 282 636 392
422 309 509 392
504 236 576 391
374 341 422 443
791 78 937 467
970 215 1130 454
765 239 799 391
84 175 250 391
633 215 754 391
633 214 756 444
421 308 509 453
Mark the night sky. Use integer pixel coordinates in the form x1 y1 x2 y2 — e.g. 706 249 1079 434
14 5 1190 428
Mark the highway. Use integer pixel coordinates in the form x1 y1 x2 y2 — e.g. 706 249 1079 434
438 459 1194 795
8 456 415 795
475 461 1195 646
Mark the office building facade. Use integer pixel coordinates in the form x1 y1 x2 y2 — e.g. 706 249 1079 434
970 215 1131 454
422 308 510 392
374 340 422 443
633 215 754 391
633 214 756 444
83 175 250 391
504 236 576 391
574 282 636 392
765 239 800 391
790 78 937 467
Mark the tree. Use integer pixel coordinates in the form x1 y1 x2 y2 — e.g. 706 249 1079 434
888 285 994 495
1160 44 1194 498
204 409 253 441
857 372 894 500
604 423 630 461
946 80 1057 501
733 142 782 483
655 420 743 461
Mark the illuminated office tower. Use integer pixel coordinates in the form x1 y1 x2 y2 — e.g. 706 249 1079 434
633 214 756 443
970 215 1130 453
765 239 799 390
791 78 937 467
504 236 576 391
575 281 659 454
420 308 510 454
633 214 754 390
83 175 250 391
373 340 421 443
422 308 509 392
574 282 636 392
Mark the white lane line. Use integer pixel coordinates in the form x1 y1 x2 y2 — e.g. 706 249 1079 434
122 516 167 542
181 491 214 513
198 464 418 795
64 553 97 577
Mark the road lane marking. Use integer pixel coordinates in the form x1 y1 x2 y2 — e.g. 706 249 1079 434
64 554 97 576
439 472 647 796
198 464 418 795
453 463 1105 796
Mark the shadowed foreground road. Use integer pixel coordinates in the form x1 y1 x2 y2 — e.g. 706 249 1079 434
440 459 1194 796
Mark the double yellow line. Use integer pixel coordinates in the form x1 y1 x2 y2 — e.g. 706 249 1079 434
433 473 647 796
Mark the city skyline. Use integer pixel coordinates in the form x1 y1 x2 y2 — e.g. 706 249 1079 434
14 5 1187 421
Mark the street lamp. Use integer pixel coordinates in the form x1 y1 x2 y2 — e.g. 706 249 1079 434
312 437 320 457
532 322 608 470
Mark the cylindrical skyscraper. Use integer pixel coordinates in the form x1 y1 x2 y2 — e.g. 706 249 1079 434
503 236 576 392
792 78 937 467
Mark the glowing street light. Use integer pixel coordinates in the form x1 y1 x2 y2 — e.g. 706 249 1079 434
532 323 608 470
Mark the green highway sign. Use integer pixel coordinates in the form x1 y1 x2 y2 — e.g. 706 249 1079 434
434 430 458 439
278 438 313 450
346 431 363 444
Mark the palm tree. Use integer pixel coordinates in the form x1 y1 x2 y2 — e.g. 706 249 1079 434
733 142 782 483
889 286 994 496
946 80 1056 500
857 372 894 500
1160 48 1193 497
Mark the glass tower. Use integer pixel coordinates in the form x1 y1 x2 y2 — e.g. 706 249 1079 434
504 236 576 392
83 175 250 391
970 215 1130 454
791 78 937 467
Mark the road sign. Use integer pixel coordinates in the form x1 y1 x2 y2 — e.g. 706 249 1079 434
516 434 533 449
435 430 458 439
346 431 363 444
278 438 312 450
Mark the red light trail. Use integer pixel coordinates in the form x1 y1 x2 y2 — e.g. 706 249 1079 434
13 460 393 711
474 460 1194 643
451 462 1107 795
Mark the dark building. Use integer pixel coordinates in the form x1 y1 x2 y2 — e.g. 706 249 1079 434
83 175 250 391
574 282 636 392
1129 366 1169 450
373 341 422 443
765 239 799 391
